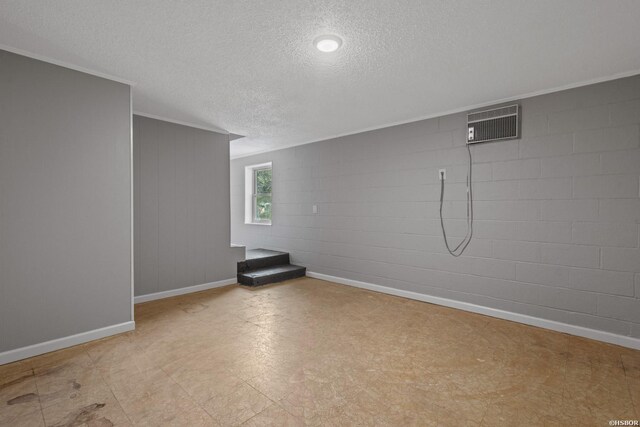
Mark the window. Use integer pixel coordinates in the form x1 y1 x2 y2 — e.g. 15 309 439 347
245 162 272 225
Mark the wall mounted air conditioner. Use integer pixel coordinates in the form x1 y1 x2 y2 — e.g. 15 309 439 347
467 104 520 144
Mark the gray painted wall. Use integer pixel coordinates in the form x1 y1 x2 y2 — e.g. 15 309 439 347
134 115 242 297
0 50 132 353
231 75 640 339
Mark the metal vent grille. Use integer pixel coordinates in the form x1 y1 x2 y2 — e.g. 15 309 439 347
467 104 520 144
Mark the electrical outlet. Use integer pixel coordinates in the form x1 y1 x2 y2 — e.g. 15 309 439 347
439 169 446 180
312 204 318 214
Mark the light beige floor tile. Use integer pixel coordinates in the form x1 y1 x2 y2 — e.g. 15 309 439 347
242 404 304 426
41 389 131 426
36 367 107 409
0 369 41 426
0 408 45 427
162 351 245 405
0 360 32 381
201 382 273 426
109 369 215 426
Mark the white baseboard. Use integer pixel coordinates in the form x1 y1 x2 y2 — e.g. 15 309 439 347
306 271 640 351
134 278 237 304
0 321 135 366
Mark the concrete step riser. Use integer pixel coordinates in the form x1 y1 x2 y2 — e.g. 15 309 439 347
238 265 306 287
237 253 290 273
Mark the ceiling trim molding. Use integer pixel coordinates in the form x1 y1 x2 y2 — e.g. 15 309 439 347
0 43 137 86
230 68 640 160
133 111 229 135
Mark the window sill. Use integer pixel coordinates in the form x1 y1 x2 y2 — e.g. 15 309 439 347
245 222 272 226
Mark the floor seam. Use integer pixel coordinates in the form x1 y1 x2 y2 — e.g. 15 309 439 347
31 367 47 427
620 353 639 418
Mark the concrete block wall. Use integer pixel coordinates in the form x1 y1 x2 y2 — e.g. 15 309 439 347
231 75 640 342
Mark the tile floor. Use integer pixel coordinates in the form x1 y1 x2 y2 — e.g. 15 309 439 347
1 277 639 426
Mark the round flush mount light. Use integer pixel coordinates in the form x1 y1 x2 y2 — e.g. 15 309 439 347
314 35 342 52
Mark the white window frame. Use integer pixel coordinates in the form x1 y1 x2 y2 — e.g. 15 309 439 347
244 162 272 225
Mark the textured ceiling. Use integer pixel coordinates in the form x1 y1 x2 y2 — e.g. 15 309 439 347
1 1 640 158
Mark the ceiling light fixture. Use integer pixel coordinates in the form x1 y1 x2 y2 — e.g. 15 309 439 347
314 35 342 53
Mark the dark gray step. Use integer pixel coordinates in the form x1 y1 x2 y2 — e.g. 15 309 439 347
238 264 306 287
237 248 289 273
